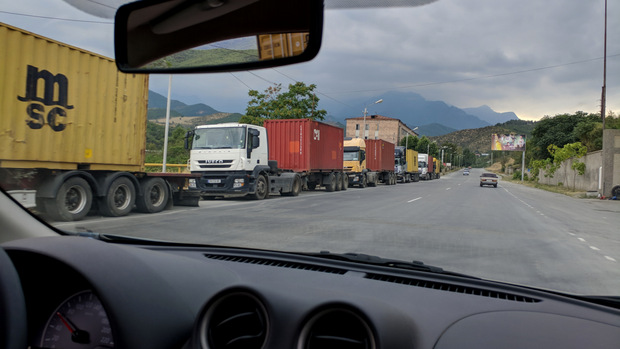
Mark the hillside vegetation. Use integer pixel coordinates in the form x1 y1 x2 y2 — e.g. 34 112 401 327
431 120 536 153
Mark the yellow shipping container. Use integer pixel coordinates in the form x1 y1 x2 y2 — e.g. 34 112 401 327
0 23 149 172
257 33 308 61
406 149 418 173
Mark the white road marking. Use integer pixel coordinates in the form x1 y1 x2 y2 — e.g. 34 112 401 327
577 238 586 242
568 232 576 236
605 256 617 262
446 188 451 190
589 246 600 251
407 197 422 203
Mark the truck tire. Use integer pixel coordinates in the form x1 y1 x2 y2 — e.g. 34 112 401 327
341 173 348 191
43 177 92 221
359 175 367 188
282 175 301 197
325 173 336 192
136 177 169 213
334 173 342 191
251 175 268 200
99 176 136 217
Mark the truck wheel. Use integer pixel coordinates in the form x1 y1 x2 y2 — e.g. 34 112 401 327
282 175 301 197
359 175 367 188
99 176 136 217
480 183 483 187
251 175 268 200
325 173 336 192
341 173 348 190
44 177 92 221
334 173 342 191
136 177 169 213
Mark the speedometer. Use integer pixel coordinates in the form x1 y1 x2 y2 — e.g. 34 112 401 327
40 290 114 349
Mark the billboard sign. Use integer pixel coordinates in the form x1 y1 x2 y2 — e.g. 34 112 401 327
491 134 526 151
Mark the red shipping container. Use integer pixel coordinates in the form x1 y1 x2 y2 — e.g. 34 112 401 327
264 119 343 172
428 155 435 173
365 139 395 172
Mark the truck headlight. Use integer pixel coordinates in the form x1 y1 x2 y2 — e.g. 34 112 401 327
188 179 197 188
233 178 245 188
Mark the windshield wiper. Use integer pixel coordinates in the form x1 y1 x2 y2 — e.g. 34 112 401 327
304 251 476 278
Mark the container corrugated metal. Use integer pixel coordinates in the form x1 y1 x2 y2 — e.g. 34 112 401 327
365 139 395 172
258 33 308 60
406 149 418 173
0 23 149 171
264 119 343 172
428 156 435 173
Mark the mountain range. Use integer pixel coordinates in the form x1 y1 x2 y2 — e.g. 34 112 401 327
147 89 519 136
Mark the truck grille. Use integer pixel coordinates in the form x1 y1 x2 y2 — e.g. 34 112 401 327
197 160 233 169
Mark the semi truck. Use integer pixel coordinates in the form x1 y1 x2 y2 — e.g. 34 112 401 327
394 146 420 183
344 138 396 187
185 119 346 199
434 158 441 179
0 23 200 221
418 154 432 180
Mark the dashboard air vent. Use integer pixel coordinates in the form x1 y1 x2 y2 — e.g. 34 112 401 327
365 273 540 303
200 292 268 349
298 308 375 349
205 254 347 275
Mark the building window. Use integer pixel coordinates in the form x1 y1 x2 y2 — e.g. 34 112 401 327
365 124 369 130
356 124 359 130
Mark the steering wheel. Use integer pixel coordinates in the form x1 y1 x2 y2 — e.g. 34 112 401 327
0 247 27 349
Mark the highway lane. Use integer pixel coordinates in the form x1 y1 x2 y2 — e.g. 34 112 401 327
53 169 620 295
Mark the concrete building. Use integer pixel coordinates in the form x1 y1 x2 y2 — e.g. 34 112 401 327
345 115 418 145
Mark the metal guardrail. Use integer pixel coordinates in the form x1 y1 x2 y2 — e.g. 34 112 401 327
144 163 189 173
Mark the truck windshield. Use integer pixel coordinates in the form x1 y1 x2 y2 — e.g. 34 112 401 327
419 162 426 168
343 151 359 161
193 127 246 150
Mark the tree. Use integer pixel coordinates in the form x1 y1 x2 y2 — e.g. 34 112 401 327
530 112 591 160
399 135 419 150
416 136 430 154
544 142 587 189
240 82 327 125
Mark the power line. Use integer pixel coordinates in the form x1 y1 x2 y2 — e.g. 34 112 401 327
0 10 112 24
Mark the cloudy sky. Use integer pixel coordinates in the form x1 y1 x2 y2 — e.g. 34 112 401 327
1 0 618 121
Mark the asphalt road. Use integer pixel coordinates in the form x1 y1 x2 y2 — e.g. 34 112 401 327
53 168 620 295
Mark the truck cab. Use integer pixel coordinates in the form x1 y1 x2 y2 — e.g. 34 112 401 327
186 123 271 198
344 138 372 187
418 153 429 180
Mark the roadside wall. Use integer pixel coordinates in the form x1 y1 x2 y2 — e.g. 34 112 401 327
538 151 602 191
602 129 620 196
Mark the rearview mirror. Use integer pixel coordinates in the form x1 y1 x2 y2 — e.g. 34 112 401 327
114 0 324 73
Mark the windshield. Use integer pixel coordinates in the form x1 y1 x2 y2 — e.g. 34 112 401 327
343 151 360 161
193 127 246 149
1 0 619 297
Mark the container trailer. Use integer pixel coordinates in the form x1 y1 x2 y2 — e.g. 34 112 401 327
394 146 419 183
344 138 396 187
185 119 346 199
0 23 199 221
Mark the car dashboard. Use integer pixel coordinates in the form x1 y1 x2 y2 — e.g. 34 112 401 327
3 236 620 349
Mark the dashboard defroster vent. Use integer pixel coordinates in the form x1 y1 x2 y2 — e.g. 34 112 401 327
204 254 347 275
199 292 268 349
298 308 375 349
365 273 541 303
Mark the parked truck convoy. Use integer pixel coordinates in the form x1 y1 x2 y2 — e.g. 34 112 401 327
394 146 420 183
185 119 346 199
0 23 200 221
343 138 396 187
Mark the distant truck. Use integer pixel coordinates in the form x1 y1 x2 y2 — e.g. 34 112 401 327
418 154 434 180
344 138 396 187
394 146 419 183
185 119 346 199
434 158 441 179
0 23 200 221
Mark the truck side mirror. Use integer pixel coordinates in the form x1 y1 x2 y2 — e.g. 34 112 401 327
252 135 260 149
184 130 194 150
360 151 366 163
